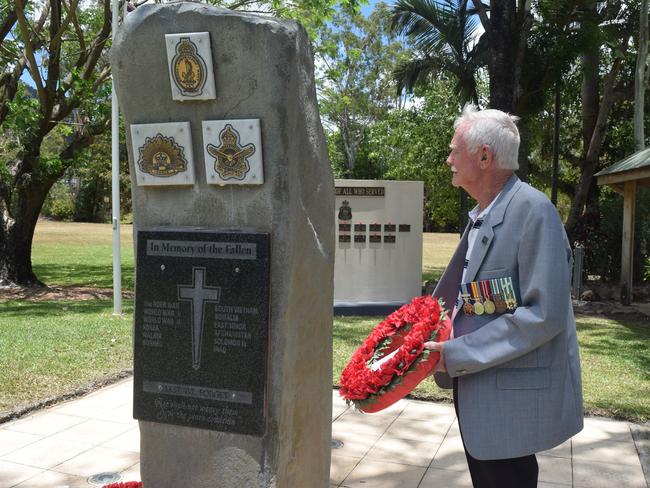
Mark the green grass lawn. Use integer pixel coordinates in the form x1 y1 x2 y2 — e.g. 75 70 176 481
0 299 134 416
1 221 648 423
32 221 136 290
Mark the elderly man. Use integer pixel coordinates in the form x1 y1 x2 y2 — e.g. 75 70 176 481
426 105 583 488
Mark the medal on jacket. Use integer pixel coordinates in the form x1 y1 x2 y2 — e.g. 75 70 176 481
481 280 496 314
471 281 484 315
460 283 473 315
507 277 518 309
492 279 507 313
501 277 518 310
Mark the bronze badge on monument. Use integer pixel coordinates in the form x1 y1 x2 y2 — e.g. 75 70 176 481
207 124 256 180
130 121 196 186
137 134 188 177
202 119 264 185
171 38 207 97
165 32 216 101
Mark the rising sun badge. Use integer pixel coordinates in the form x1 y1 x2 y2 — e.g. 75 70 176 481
206 125 256 180
137 134 188 177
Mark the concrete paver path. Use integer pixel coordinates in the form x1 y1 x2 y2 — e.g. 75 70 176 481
0 378 647 487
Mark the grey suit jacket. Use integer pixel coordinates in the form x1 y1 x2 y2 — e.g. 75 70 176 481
433 175 583 460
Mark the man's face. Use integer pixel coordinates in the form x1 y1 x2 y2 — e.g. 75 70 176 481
446 125 480 192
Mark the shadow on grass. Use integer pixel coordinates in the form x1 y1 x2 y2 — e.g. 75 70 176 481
33 263 136 290
423 266 447 283
333 316 379 342
576 315 650 421
576 316 650 372
0 300 134 318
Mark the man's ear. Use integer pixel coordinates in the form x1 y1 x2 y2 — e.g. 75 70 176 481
479 145 491 168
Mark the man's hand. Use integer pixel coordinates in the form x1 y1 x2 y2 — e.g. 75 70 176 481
424 341 447 372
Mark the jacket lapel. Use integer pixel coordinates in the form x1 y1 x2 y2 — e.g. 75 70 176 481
433 222 470 310
464 175 522 283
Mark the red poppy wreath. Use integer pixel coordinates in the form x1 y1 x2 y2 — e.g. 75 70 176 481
339 295 451 413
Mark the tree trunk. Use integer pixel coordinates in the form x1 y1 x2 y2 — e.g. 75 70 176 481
581 50 599 154
551 80 561 205
634 0 649 150
565 57 622 237
0 141 61 286
340 114 358 172
486 0 518 113
516 118 530 182
0 170 54 287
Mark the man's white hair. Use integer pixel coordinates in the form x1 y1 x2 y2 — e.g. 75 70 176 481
454 104 520 170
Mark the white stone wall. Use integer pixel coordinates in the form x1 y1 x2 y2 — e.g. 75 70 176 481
334 180 423 305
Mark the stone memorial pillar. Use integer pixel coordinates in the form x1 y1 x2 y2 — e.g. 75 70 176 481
111 3 334 487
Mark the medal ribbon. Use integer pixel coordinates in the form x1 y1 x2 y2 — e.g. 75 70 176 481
460 283 470 299
499 277 516 309
470 281 481 303
499 278 509 307
506 277 517 308
480 280 491 301
490 279 499 297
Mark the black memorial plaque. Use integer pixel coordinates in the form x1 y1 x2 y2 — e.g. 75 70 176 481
133 228 270 436
354 234 367 243
384 235 396 243
354 223 366 232
384 224 396 233
369 235 381 243
339 234 351 243
339 223 351 232
399 224 411 232
369 224 381 232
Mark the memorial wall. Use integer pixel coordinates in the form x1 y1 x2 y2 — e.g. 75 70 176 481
334 179 424 313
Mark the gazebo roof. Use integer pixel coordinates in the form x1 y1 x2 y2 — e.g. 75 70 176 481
596 146 650 190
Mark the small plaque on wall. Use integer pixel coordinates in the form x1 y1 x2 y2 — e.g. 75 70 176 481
369 235 381 243
339 223 351 232
339 234 351 243
203 119 264 185
369 224 381 232
384 224 396 233
354 223 366 232
399 224 411 232
354 234 366 243
130 122 195 186
338 200 352 221
384 235 396 243
165 32 216 101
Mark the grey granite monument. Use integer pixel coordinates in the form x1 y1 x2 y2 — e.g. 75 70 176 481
111 3 334 487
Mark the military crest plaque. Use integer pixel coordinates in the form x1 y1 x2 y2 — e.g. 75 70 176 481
165 32 216 101
202 119 264 185
130 122 196 186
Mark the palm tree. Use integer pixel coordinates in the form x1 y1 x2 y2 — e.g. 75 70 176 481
390 0 486 105
391 0 486 232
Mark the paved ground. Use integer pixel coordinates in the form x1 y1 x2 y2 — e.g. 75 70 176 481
0 377 647 488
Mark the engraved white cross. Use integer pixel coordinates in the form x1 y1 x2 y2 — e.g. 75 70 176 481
178 267 221 370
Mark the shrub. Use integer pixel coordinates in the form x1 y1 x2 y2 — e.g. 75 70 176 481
41 180 75 221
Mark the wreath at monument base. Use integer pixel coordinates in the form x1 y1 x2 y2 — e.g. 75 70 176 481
339 295 451 414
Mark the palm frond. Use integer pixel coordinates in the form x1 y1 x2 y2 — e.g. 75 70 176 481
391 0 484 105
393 55 454 95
